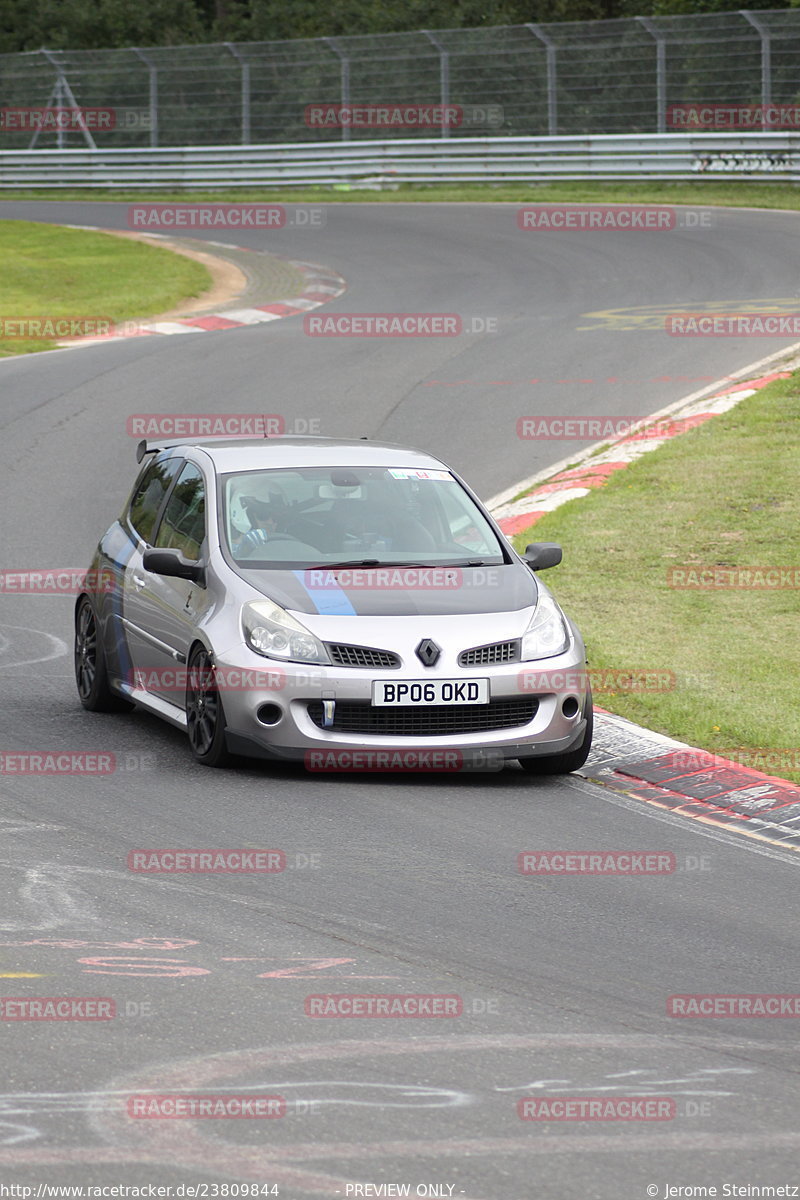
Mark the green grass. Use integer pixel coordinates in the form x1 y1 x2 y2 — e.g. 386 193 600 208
0 221 211 357
511 372 800 783
2 181 800 207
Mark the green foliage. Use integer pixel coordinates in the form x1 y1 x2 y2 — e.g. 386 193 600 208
0 0 205 52
0 0 797 53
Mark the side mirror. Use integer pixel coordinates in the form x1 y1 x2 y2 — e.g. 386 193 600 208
524 542 563 571
143 548 205 585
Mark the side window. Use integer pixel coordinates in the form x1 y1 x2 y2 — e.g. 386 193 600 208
128 457 183 544
154 463 206 561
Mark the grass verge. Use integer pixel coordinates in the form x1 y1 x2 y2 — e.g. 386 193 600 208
0 221 211 358
510 371 800 783
2 181 800 208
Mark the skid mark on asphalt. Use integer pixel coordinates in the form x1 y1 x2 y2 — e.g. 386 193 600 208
0 1034 786 1191
494 1065 749 1095
0 865 103 932
0 1081 469 1147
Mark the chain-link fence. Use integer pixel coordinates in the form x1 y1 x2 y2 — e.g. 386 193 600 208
1 9 800 148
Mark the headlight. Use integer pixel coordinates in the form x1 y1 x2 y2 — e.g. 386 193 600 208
242 600 331 665
520 593 570 661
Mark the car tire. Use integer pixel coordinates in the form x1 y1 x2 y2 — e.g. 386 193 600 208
517 691 593 776
74 596 133 713
185 644 231 767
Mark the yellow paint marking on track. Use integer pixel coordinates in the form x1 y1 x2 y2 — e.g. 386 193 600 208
578 297 800 332
0 972 45 977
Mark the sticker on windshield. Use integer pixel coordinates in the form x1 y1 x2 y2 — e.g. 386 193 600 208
388 468 452 481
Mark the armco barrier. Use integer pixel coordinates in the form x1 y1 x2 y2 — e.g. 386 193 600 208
0 133 799 189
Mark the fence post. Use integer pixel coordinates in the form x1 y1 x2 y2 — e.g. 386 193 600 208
34 49 97 150
422 31 450 138
635 17 666 133
132 48 159 148
526 25 557 136
740 11 772 115
324 38 350 141
225 43 251 144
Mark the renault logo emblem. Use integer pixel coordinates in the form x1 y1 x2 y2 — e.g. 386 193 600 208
415 638 441 667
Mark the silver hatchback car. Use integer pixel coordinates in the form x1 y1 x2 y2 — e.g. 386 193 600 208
74 437 592 774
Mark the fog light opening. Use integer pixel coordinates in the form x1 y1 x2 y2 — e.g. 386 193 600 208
562 696 580 719
257 703 283 726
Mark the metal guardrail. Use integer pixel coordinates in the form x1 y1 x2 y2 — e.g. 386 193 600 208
0 134 798 189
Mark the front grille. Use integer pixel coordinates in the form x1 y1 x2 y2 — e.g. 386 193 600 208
327 643 400 669
458 639 520 667
307 697 538 737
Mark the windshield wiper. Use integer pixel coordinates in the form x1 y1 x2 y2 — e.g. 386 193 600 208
306 559 497 571
305 559 382 570
395 559 498 567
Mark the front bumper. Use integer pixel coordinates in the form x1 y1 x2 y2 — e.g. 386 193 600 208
217 636 589 767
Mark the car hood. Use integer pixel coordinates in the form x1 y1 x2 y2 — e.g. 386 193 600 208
233 562 538 616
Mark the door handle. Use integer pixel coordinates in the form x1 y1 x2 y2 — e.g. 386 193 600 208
132 573 147 590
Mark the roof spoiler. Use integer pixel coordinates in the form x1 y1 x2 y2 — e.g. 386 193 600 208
135 433 371 463
135 437 214 463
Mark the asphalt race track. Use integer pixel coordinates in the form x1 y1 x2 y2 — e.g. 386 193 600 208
1 200 800 1198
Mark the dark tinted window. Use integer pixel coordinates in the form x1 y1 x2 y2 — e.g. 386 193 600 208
128 457 183 544
154 463 206 561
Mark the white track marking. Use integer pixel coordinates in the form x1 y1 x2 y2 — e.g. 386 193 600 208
0 624 68 670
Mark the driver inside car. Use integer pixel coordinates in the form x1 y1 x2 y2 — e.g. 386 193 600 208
231 495 284 556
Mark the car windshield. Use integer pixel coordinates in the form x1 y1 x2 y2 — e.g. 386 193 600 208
220 465 507 568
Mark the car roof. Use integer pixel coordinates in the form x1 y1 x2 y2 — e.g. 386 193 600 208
150 437 452 475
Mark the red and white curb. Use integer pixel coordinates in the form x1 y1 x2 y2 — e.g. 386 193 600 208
491 370 791 537
56 232 347 349
584 710 800 854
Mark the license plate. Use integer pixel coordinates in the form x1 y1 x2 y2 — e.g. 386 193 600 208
372 678 489 706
